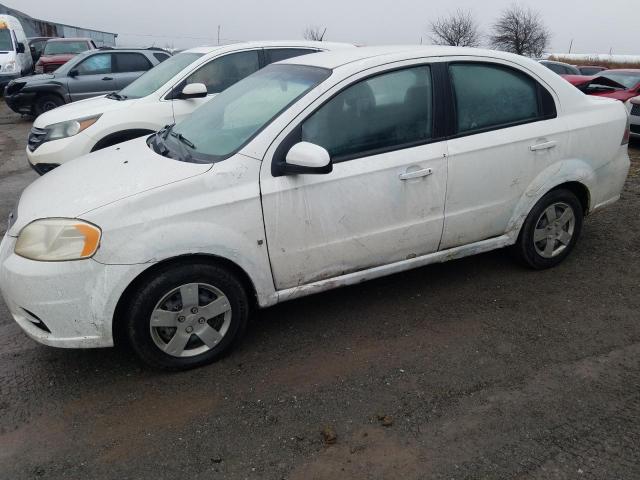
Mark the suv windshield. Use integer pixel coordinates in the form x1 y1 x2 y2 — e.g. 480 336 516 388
119 52 203 99
159 64 331 163
0 29 12 51
44 41 89 55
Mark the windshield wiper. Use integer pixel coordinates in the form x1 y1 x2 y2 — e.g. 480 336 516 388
106 92 127 100
169 130 196 149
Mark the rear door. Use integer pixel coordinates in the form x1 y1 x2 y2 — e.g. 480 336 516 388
67 52 116 101
113 52 153 90
170 49 260 123
440 60 566 249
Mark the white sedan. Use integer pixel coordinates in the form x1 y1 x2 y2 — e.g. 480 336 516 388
0 46 630 369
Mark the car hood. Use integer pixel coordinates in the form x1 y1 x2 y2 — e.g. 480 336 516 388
38 54 75 64
16 73 56 83
33 95 136 128
8 137 213 236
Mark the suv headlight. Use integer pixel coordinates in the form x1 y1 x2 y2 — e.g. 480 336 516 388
45 114 102 141
3 61 16 73
15 219 101 261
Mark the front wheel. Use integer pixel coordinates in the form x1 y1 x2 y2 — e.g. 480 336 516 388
34 94 64 116
512 189 583 269
124 261 250 370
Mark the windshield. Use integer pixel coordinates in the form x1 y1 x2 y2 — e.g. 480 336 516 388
119 52 203 99
597 72 640 89
163 64 331 162
0 29 12 51
44 41 89 55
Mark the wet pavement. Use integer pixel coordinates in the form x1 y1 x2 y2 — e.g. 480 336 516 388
1 103 639 479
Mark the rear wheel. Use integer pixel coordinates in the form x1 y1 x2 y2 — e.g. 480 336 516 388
124 262 250 370
513 189 583 269
34 94 63 116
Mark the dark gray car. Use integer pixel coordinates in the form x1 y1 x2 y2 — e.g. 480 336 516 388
4 47 171 116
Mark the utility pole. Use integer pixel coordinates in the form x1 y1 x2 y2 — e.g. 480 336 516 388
568 39 573 54
217 25 221 45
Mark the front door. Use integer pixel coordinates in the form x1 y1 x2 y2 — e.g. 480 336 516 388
261 65 448 290
67 53 117 101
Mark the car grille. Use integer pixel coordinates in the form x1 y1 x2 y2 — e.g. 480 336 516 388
43 64 60 73
27 127 48 152
631 104 640 117
5 81 25 96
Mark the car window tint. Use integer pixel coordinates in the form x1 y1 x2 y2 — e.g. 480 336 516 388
302 66 433 160
76 53 112 75
153 52 170 63
264 48 315 65
450 63 540 134
114 53 152 72
185 50 260 94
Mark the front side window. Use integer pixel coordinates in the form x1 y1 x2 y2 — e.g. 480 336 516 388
164 64 331 162
44 41 90 55
264 48 315 65
118 52 203 99
302 66 433 160
185 50 260 94
76 53 112 75
114 53 152 72
450 63 541 134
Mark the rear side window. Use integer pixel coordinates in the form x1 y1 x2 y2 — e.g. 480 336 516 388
449 63 550 134
302 66 433 161
76 53 112 75
185 50 260 94
153 52 170 63
264 48 315 65
114 53 152 72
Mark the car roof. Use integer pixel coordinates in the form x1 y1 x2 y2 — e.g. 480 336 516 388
183 40 354 55
601 69 640 73
48 37 93 42
277 45 543 70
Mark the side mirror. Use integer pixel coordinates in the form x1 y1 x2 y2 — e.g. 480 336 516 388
180 82 208 99
282 142 332 175
16 42 25 54
68 69 79 78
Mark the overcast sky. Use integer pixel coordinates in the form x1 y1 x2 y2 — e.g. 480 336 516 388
3 0 636 55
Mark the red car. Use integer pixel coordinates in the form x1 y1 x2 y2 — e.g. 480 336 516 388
34 37 97 74
564 69 640 102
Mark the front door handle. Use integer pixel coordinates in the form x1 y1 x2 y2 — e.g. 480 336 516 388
399 167 433 180
102 76 113 81
530 140 557 151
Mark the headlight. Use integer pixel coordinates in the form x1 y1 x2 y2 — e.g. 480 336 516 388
3 61 16 73
45 115 102 141
15 219 101 261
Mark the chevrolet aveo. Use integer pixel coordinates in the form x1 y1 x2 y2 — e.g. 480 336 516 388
0 46 630 370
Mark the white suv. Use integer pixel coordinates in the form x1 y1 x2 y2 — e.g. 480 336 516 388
1 46 630 370
25 41 353 174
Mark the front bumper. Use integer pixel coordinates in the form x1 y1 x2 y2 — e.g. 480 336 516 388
4 90 36 115
26 131 94 171
0 74 21 95
0 233 148 349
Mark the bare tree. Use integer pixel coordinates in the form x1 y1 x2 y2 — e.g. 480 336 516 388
490 5 550 57
429 9 481 47
303 26 327 42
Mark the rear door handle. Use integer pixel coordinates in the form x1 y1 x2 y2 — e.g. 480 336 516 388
530 140 557 151
399 167 433 180
102 76 113 81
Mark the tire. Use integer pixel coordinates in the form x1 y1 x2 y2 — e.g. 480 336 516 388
124 261 250 370
512 188 583 269
34 94 64 116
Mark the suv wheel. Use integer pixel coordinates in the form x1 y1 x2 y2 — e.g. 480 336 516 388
34 94 64 116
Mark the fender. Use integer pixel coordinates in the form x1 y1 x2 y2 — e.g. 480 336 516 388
22 81 70 103
505 158 595 241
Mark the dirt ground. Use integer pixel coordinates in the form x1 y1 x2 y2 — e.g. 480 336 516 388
0 102 639 479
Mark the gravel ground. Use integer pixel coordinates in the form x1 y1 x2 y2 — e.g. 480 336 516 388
0 103 639 479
